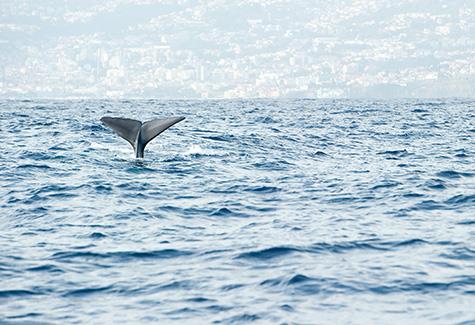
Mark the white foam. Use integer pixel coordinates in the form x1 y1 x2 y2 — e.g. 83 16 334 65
90 142 130 155
90 142 107 149
186 144 205 155
184 144 226 157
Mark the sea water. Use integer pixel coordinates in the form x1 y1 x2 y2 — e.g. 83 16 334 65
0 99 474 324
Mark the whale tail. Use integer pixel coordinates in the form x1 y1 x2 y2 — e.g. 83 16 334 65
101 116 185 158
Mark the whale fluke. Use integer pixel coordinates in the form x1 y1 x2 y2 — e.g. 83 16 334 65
101 116 185 158
101 117 141 148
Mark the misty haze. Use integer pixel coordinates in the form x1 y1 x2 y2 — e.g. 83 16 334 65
1 0 474 99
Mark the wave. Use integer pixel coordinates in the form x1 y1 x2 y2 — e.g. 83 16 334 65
51 249 193 263
0 290 43 298
236 239 429 261
62 285 114 297
436 170 474 179
209 207 249 218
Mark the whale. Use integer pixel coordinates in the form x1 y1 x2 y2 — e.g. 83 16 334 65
101 116 185 158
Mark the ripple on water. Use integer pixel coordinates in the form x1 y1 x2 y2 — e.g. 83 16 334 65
0 290 43 298
377 149 412 158
51 249 193 263
19 151 66 161
243 185 281 194
16 164 52 170
62 285 114 297
236 246 300 260
424 178 447 190
237 239 429 262
209 207 249 218
436 170 474 179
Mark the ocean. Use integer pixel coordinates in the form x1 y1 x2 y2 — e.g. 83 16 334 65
0 99 474 324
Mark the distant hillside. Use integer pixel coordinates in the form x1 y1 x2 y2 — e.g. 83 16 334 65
1 0 474 98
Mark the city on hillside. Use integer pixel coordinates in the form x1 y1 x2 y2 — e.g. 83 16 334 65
1 0 474 98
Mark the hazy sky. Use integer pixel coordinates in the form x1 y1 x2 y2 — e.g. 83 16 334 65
1 0 474 98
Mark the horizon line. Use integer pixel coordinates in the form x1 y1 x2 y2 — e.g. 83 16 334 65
1 96 474 101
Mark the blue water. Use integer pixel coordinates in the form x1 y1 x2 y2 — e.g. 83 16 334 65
0 99 474 324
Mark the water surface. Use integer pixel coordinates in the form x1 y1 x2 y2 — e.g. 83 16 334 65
0 99 474 324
